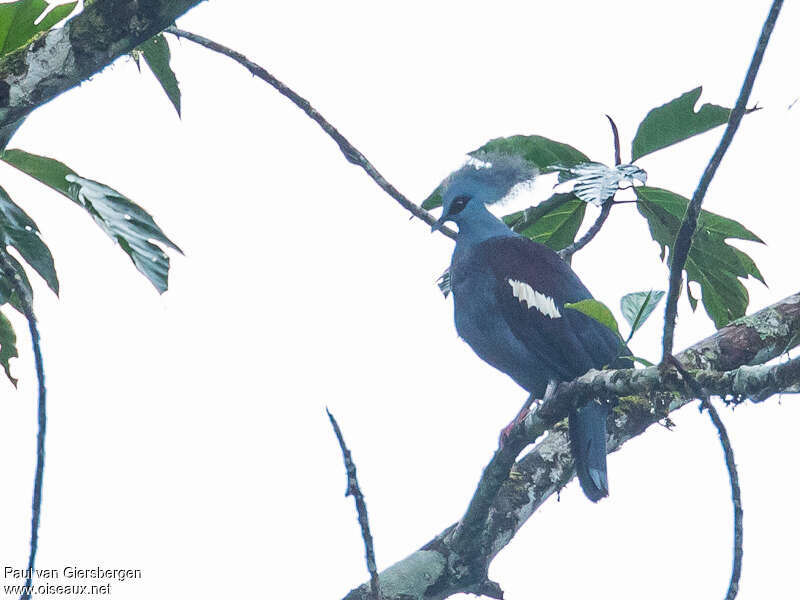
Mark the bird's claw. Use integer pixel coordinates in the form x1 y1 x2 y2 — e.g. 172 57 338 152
498 407 531 448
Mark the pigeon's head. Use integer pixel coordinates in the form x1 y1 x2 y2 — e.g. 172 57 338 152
431 154 536 231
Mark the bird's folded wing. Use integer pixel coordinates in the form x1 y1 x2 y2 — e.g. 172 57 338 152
477 236 622 380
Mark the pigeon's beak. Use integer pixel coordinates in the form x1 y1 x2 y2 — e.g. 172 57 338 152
430 213 447 233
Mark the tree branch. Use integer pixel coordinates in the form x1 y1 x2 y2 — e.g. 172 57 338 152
704 400 743 600
342 291 800 600
327 409 381 600
165 27 457 240
0 0 205 133
661 0 784 358
665 353 743 600
542 353 800 409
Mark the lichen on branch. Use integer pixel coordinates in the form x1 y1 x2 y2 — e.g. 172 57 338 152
0 0 205 131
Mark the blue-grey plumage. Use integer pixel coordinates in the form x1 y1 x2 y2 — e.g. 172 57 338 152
432 156 628 502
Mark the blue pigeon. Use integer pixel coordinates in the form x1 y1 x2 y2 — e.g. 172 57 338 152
431 155 628 502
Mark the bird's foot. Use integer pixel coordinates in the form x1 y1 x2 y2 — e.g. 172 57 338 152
498 406 532 448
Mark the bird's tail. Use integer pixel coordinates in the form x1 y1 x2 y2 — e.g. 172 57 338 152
568 400 609 502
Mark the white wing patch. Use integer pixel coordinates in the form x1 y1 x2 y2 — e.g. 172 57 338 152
508 279 561 319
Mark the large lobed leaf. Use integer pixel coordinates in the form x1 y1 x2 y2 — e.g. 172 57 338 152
631 87 731 161
635 186 764 328
0 0 77 57
422 135 589 210
136 33 181 116
2 149 181 293
502 193 586 251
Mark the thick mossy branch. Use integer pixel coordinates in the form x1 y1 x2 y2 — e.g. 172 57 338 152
542 353 800 410
0 0 205 129
342 292 800 600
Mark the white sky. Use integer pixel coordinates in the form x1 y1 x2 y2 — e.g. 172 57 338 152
0 1 799 598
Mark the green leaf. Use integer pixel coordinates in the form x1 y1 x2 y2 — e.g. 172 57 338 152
422 135 589 210
699 211 763 244
0 0 77 57
472 135 590 172
137 33 181 117
564 299 621 338
2 149 181 293
0 310 17 386
502 193 586 251
0 184 58 294
635 186 764 328
421 188 443 210
631 87 731 161
1 149 72 191
620 290 664 341
731 246 765 284
0 251 34 314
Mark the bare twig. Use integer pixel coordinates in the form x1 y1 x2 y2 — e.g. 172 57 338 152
0 251 46 600
606 114 622 166
327 409 381 600
667 355 744 600
706 399 744 600
675 359 745 600
661 0 784 359
558 200 613 261
166 27 456 241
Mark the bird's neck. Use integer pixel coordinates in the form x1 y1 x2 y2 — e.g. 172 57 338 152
454 205 515 251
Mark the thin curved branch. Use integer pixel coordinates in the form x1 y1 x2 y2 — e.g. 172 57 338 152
666 354 743 600
165 27 456 241
705 400 743 600
558 200 613 260
661 0 784 358
0 251 46 600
